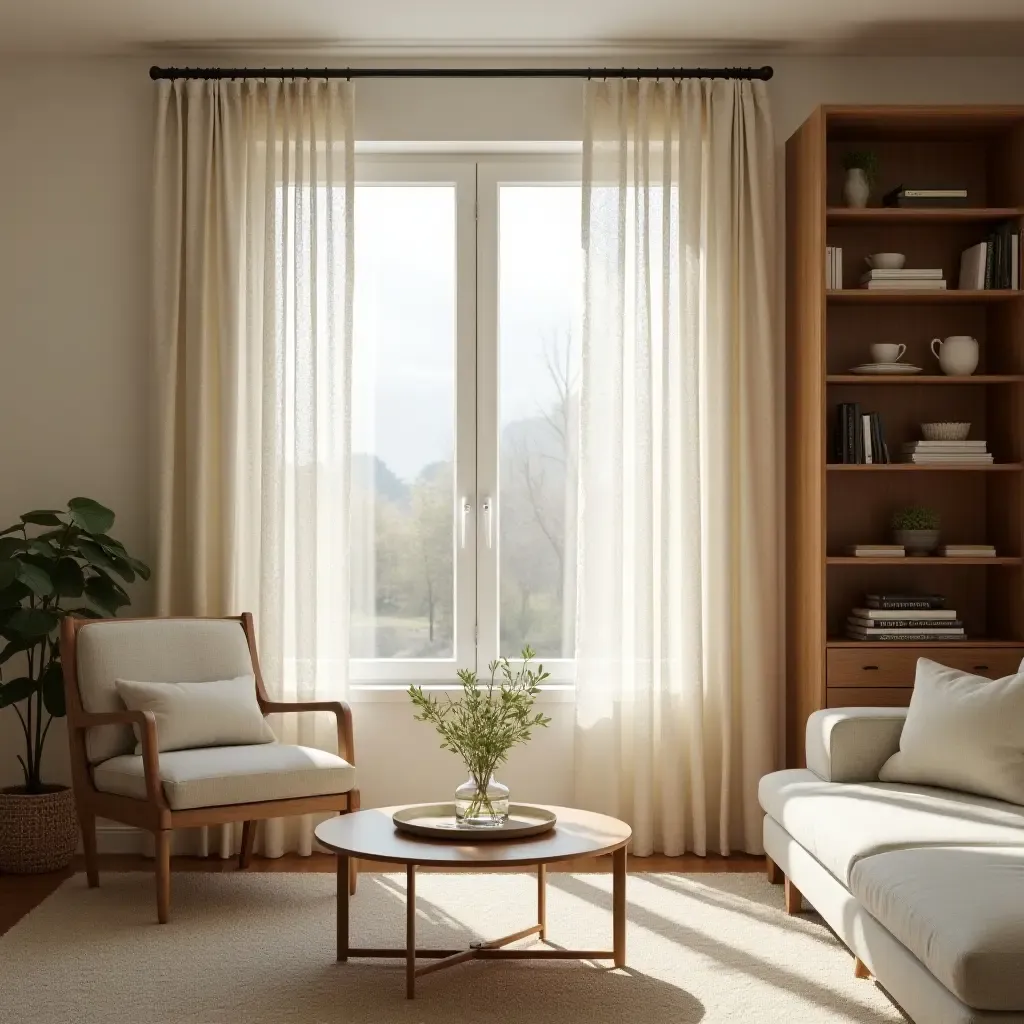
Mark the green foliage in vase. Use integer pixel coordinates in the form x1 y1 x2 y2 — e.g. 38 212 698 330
841 149 879 185
891 505 940 531
408 647 552 801
0 498 150 793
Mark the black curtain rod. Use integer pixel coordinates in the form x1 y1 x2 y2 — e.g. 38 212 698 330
150 65 773 82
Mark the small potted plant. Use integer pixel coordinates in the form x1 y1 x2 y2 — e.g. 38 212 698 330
892 506 940 556
0 498 149 873
842 150 878 208
409 648 550 827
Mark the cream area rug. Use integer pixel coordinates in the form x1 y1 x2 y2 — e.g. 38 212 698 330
0 871 905 1024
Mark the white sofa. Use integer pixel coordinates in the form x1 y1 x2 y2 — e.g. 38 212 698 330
759 707 1024 1024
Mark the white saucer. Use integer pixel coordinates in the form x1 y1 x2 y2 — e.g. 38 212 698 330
850 363 922 375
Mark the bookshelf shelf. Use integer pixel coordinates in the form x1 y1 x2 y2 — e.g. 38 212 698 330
826 207 1024 223
826 463 1021 472
786 104 1024 765
827 557 1022 566
826 375 1024 384
827 289 1021 304
825 638 1024 649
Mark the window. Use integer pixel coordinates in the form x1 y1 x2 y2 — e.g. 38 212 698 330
349 157 581 684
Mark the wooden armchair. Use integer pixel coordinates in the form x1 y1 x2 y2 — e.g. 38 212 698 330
60 612 359 923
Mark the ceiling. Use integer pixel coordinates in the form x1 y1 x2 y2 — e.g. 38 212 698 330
3 0 1024 55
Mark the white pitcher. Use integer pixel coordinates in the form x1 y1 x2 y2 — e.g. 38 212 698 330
931 336 979 376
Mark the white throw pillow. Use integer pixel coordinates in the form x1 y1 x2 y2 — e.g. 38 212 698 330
114 675 276 754
878 658 1024 805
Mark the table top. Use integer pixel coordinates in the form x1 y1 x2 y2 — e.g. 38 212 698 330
314 805 631 867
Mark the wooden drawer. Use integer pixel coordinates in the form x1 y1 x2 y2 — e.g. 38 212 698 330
827 687 912 708
826 647 1024 688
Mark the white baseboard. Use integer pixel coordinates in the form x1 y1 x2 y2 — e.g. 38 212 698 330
96 822 147 854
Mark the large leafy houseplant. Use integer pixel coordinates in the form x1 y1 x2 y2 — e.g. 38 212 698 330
0 498 150 793
409 648 551 824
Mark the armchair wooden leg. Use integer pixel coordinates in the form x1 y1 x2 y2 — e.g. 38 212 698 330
765 855 783 885
784 876 803 915
155 830 171 924
239 821 256 869
80 810 99 888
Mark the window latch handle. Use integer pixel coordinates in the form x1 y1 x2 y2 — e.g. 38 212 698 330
482 499 494 549
460 499 472 549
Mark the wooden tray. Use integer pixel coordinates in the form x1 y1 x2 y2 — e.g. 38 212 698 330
392 803 557 841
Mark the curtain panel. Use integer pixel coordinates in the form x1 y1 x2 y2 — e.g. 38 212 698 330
152 78 355 856
574 78 778 857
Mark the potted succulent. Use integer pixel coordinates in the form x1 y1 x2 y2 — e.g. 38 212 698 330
841 150 878 208
892 506 940 556
409 648 550 827
0 498 149 873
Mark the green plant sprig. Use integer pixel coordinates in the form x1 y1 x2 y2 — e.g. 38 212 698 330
842 149 879 185
891 506 940 531
0 498 150 793
408 647 551 817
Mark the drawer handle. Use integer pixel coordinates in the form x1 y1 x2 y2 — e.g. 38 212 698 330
862 665 879 671
973 665 989 672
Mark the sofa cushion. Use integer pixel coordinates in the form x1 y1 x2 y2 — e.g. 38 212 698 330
115 675 275 753
77 619 255 764
850 846 1024 1012
879 658 1024 806
92 743 355 810
759 769 1024 884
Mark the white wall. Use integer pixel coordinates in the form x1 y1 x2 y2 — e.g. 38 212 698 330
3 52 1024 835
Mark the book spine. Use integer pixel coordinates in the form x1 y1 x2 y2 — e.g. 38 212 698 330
847 633 967 642
862 414 872 464
850 619 965 629
853 402 862 463
985 232 994 290
866 599 945 610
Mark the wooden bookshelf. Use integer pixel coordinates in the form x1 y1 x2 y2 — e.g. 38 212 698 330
785 105 1024 766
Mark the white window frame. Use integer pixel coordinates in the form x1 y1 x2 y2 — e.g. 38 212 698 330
349 153 580 691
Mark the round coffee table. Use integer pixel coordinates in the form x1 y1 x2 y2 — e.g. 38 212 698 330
315 804 631 998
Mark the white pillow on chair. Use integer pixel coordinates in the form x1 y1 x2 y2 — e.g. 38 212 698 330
879 658 1024 806
115 675 276 754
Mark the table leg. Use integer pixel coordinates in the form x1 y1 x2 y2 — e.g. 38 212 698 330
537 863 547 941
337 854 349 962
406 863 416 999
612 846 627 968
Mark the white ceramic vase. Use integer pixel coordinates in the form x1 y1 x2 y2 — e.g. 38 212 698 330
843 168 870 208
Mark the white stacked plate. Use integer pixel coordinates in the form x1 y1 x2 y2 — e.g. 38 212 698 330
850 363 922 375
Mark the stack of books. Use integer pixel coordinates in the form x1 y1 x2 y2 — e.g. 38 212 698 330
825 246 844 289
942 544 997 558
860 268 946 291
959 227 1022 291
846 593 965 641
902 440 993 465
846 544 905 557
834 404 890 463
883 186 968 208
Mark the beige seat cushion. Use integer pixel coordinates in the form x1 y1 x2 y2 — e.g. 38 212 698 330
77 619 255 764
115 675 275 753
759 769 1024 884
850 846 1024 1012
92 744 355 810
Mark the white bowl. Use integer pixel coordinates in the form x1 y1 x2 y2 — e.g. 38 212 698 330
921 422 970 441
866 253 907 270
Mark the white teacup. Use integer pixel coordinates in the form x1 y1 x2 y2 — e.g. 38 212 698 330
871 343 906 364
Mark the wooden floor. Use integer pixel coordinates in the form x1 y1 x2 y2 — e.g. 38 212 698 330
0 852 763 937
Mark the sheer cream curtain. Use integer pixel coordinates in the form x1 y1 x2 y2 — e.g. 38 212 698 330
153 78 354 856
574 78 778 857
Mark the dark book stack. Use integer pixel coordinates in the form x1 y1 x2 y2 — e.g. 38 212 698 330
833 404 890 464
846 593 966 642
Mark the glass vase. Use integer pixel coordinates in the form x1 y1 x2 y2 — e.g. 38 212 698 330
454 775 509 828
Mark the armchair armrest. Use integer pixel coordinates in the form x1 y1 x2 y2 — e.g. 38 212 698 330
260 699 355 765
69 709 167 807
806 707 908 783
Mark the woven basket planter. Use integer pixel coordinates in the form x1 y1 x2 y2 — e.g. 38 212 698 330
0 786 78 873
